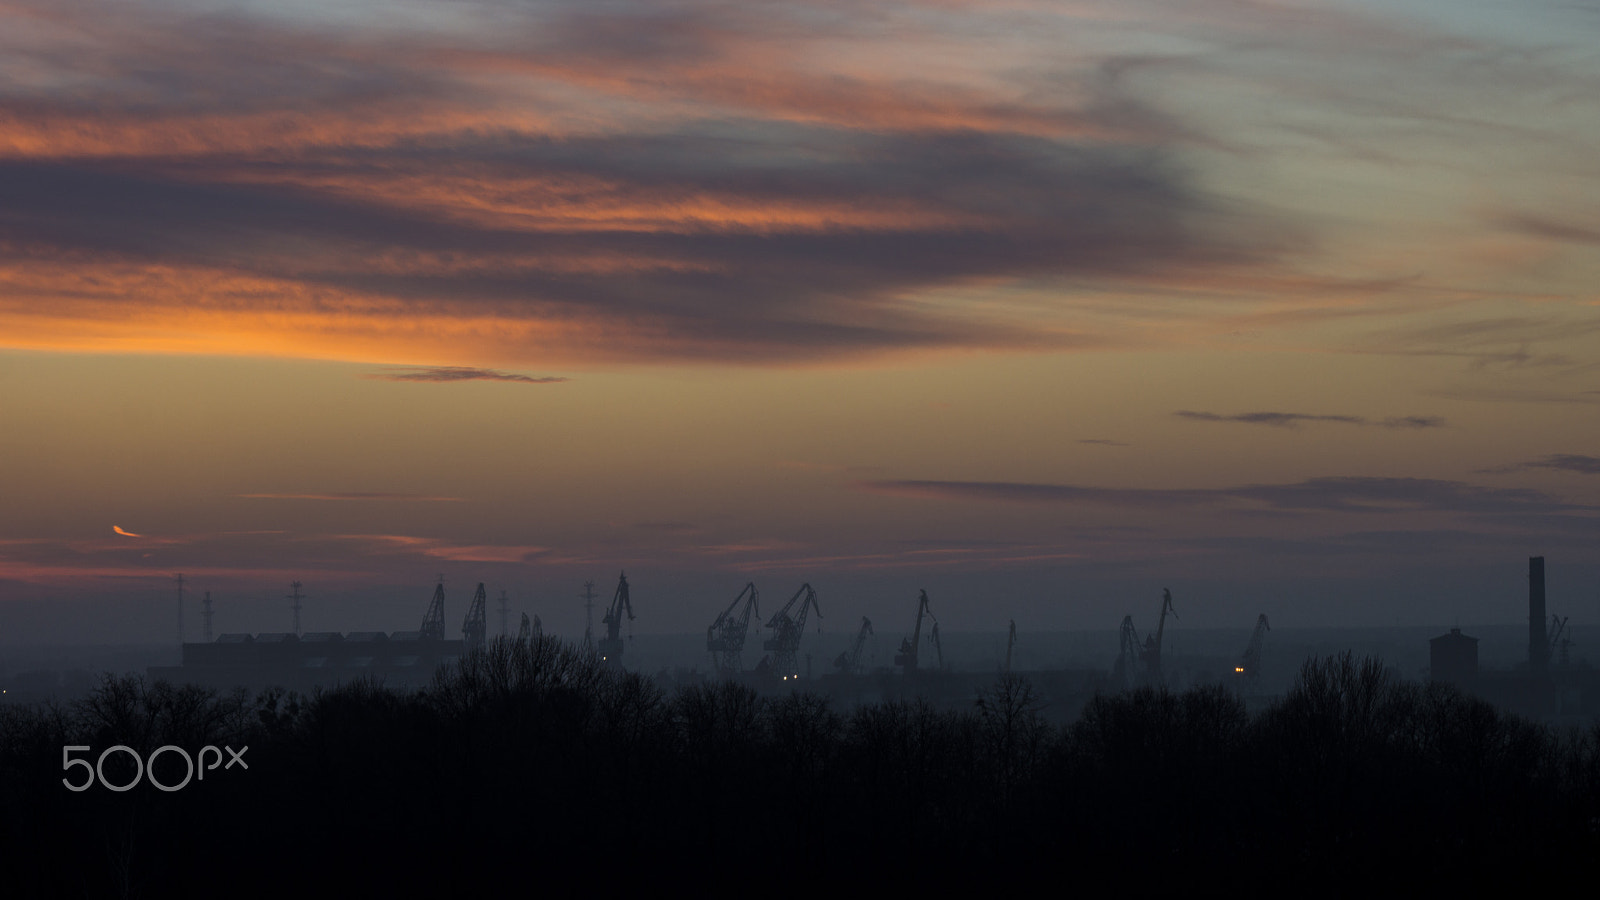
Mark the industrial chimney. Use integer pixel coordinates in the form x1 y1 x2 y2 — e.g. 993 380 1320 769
1529 556 1548 675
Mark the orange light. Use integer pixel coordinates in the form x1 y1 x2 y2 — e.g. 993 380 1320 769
1235 667 1245 673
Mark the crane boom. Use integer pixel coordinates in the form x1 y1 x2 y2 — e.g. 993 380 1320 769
761 583 820 679
834 616 873 675
894 590 936 673
419 581 447 641
1116 615 1141 689
1141 588 1177 685
1238 613 1270 687
708 582 761 676
462 582 488 652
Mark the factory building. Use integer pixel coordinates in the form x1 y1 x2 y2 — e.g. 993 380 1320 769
1428 628 1477 686
149 631 465 691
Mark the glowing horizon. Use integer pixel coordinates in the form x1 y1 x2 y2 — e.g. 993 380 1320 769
1 0 1596 642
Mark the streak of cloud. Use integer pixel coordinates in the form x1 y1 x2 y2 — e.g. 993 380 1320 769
330 533 545 563
235 493 465 502
858 476 1592 517
1176 410 1364 428
1479 454 1600 476
366 367 569 384
1425 387 1600 405
1174 411 1445 429
1496 214 1600 246
112 526 141 537
1377 416 1446 429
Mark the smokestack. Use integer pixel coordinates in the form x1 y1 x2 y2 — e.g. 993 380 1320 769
1529 556 1548 675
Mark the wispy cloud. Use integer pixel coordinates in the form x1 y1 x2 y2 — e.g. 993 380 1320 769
1495 213 1600 246
1479 454 1600 476
858 476 1592 517
1078 438 1130 447
366 367 569 384
773 460 884 474
859 480 1220 508
1176 410 1364 428
235 492 464 502
1377 416 1446 429
111 525 141 537
333 533 546 563
1175 411 1445 429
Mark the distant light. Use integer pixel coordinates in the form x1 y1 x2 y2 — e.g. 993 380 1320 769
1235 667 1245 673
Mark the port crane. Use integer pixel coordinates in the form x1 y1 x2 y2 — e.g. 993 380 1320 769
1237 614 1269 688
1141 588 1177 685
598 571 635 664
762 583 821 680
834 616 873 675
420 580 447 641
894 589 938 673
462 583 488 652
707 582 761 676
1115 589 1178 687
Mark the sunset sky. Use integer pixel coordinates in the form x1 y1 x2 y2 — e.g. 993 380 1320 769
2 0 1596 644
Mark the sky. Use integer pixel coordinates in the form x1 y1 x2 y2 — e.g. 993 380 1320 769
1 0 1597 645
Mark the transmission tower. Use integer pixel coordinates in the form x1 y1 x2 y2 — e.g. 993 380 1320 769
288 581 304 637
498 588 510 638
581 580 597 653
202 591 214 642
175 573 186 646
1005 619 1017 674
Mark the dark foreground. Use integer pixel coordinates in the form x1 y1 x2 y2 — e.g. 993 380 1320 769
2 637 1596 897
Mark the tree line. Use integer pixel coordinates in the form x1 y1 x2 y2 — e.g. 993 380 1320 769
2 637 1596 896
